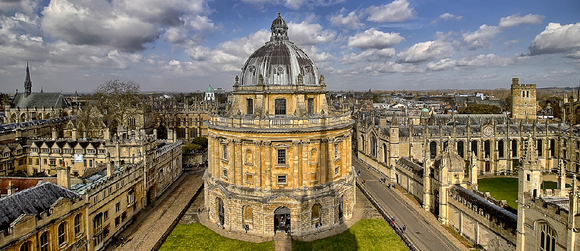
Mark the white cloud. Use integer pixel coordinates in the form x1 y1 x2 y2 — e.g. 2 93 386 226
347 28 404 50
240 0 345 10
457 54 515 67
397 40 455 63
499 14 543 28
462 24 501 49
427 58 457 71
432 13 462 23
367 0 414 23
341 48 396 64
329 8 363 29
288 21 336 46
528 23 580 55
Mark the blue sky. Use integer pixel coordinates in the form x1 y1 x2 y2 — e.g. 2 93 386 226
0 0 579 93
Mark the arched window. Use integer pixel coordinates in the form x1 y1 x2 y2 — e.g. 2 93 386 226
19 241 32 251
539 223 556 251
484 140 491 158
370 136 377 158
498 140 504 158
512 140 518 157
40 232 49 251
310 148 318 163
537 139 543 157
383 143 388 162
242 205 253 225
471 141 478 157
361 136 365 152
312 203 321 222
58 222 67 245
429 141 437 159
74 214 82 235
457 141 464 158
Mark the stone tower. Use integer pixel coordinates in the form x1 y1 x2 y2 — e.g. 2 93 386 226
510 78 536 122
204 13 355 237
516 136 542 251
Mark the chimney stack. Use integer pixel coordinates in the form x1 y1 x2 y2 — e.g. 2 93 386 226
107 153 115 177
57 167 70 189
7 181 17 195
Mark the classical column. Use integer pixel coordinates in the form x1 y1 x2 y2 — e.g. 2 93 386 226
301 140 309 188
256 141 263 189
320 138 328 183
293 140 300 188
235 140 243 186
264 141 272 190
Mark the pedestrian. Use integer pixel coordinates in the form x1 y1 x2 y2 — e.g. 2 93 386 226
393 183 396 189
387 183 390 188
391 216 395 223
198 207 201 214
245 225 249 233
315 222 320 232
285 225 289 233
357 170 361 176
120 236 125 246
401 225 406 234
363 180 366 185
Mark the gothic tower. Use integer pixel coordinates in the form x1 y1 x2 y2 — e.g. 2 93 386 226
24 62 32 97
516 136 542 251
204 13 355 237
510 78 537 122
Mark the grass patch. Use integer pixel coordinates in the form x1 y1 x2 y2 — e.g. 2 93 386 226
293 219 407 251
159 224 274 251
478 178 558 209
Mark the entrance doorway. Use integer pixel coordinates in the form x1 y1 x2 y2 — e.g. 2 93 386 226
218 198 225 226
485 161 491 173
274 206 291 232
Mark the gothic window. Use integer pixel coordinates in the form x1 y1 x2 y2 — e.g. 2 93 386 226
277 149 286 164
484 140 491 158
19 241 31 251
550 139 555 157
40 232 49 251
247 99 253 115
498 140 505 158
539 223 556 251
457 141 464 158
512 140 518 157
58 222 67 245
275 99 286 115
383 143 388 162
430 141 437 159
471 141 478 157
537 139 543 157
361 136 365 152
371 136 377 158
307 98 314 114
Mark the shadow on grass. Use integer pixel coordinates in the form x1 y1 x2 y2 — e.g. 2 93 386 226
159 224 273 251
292 219 406 251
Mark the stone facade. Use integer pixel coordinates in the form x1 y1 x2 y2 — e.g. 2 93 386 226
204 13 356 237
510 77 537 122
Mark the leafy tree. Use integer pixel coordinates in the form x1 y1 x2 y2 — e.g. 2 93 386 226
191 137 208 149
459 104 502 114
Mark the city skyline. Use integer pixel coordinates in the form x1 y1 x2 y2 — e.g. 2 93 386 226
0 0 579 93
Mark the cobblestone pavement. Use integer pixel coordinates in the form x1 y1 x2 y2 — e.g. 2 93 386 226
108 170 204 251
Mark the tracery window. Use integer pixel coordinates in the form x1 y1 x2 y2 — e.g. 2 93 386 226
539 223 556 251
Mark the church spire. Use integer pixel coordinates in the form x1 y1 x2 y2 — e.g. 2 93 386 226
24 62 32 96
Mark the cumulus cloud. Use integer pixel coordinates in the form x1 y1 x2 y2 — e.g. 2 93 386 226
432 13 462 23
457 54 515 67
462 24 501 49
329 8 363 29
288 21 336 46
427 58 457 71
499 14 543 28
347 28 404 50
397 39 455 63
240 0 345 10
527 23 580 55
341 48 396 64
367 0 414 23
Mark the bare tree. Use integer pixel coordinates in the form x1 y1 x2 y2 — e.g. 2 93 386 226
94 80 142 134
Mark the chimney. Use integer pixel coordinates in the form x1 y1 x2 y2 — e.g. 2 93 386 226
7 181 17 195
107 153 114 177
72 128 77 140
57 167 71 189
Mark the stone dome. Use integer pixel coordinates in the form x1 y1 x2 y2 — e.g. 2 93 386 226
239 12 320 86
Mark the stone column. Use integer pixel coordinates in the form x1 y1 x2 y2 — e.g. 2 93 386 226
320 138 328 183
296 140 302 188
264 141 272 190
256 141 263 189
235 139 243 186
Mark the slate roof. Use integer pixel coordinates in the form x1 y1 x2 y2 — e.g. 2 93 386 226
428 114 513 125
11 92 70 109
0 178 57 195
0 182 79 231
450 185 517 226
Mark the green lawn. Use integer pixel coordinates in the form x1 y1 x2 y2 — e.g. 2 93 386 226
159 224 274 251
293 219 407 251
477 178 558 209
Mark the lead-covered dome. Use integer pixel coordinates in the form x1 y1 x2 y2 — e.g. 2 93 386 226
239 12 320 86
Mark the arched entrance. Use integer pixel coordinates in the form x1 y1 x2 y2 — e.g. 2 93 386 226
274 206 290 233
217 198 225 226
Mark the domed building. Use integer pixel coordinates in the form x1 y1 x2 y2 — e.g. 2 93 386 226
204 13 356 237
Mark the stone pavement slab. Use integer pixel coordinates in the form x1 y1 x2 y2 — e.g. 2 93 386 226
110 171 204 251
